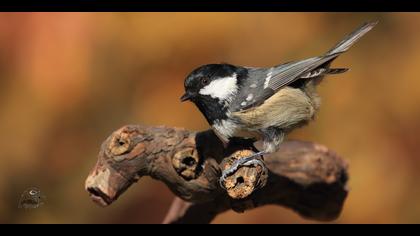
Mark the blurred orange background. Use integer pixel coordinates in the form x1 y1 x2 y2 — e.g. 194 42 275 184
1 12 419 224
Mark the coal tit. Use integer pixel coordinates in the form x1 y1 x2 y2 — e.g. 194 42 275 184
181 22 377 183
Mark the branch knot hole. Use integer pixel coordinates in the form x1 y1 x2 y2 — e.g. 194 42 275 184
108 131 133 157
172 148 200 180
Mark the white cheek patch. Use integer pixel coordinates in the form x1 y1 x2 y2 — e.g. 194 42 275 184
199 73 238 101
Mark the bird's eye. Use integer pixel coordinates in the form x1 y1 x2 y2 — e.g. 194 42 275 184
201 77 209 86
29 190 38 196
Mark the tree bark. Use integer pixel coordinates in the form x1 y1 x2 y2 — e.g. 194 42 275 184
85 125 349 224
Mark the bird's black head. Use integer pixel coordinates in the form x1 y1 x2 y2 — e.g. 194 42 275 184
181 63 247 124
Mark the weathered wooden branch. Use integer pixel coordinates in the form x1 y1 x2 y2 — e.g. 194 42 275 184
85 125 349 224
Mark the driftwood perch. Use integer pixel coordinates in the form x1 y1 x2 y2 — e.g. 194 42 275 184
85 125 349 224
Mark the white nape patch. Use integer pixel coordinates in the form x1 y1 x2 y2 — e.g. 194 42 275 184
246 94 253 101
241 101 247 106
263 69 273 89
212 119 238 139
199 73 238 101
250 83 257 88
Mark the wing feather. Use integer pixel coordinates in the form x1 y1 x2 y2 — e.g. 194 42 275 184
229 21 377 112
267 54 339 91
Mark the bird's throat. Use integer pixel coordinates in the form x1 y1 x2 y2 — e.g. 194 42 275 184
194 96 228 125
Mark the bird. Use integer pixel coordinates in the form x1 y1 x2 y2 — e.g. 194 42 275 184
180 21 377 184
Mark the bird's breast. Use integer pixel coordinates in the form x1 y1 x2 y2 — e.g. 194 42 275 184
212 118 261 141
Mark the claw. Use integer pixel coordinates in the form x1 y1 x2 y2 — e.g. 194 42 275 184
219 174 226 188
219 151 266 189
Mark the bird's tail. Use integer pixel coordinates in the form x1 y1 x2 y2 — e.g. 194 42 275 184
326 21 378 56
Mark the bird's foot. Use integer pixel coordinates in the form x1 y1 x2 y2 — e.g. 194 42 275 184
219 151 266 188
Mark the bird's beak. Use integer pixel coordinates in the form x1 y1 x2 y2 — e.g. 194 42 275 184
180 92 193 102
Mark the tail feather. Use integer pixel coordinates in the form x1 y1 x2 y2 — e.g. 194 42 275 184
326 21 378 55
326 68 349 75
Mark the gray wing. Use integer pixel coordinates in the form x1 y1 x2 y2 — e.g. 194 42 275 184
229 21 377 112
229 55 339 112
264 54 339 92
229 60 320 112
229 67 274 112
